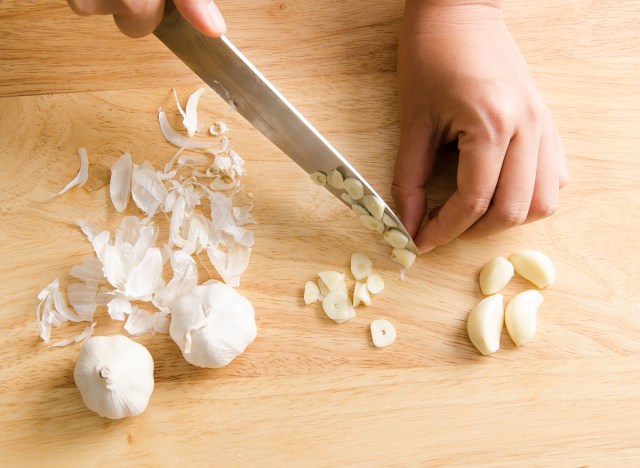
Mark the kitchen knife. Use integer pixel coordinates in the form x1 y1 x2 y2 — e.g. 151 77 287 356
154 5 418 255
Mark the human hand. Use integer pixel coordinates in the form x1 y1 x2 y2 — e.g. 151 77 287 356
393 0 568 254
67 0 226 38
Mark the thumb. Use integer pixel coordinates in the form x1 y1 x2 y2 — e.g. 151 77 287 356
391 121 437 239
174 0 226 38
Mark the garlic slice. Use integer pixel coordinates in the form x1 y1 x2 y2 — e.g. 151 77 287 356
370 319 396 348
509 250 555 289
327 169 345 189
362 195 384 220
383 229 409 249
343 177 365 200
390 248 416 270
341 193 354 204
366 274 385 294
110 152 132 212
51 148 89 198
466 294 504 355
479 256 514 295
318 271 346 292
352 204 369 217
304 281 320 305
350 253 372 281
322 291 355 323
505 290 544 347
352 281 372 307
360 215 384 233
382 213 398 228
310 171 327 186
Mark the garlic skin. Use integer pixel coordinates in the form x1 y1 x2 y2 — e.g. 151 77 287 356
170 283 257 368
74 335 154 419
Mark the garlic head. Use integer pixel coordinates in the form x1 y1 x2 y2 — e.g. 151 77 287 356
169 283 257 368
74 335 154 419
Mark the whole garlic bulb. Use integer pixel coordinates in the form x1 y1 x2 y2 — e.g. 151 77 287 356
170 282 257 368
74 335 154 419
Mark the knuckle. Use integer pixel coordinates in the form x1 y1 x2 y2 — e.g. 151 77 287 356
462 195 492 218
530 198 558 220
497 206 529 227
522 95 546 126
478 85 518 140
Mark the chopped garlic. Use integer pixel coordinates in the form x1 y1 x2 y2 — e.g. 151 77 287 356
360 214 384 233
327 169 345 189
370 319 396 348
366 274 385 294
51 148 89 198
343 177 364 200
352 204 369 217
384 229 409 249
304 281 320 305
390 248 416 270
350 253 372 281
362 195 384 220
322 291 355 323
310 171 327 186
382 213 398 228
352 281 371 307
318 271 346 292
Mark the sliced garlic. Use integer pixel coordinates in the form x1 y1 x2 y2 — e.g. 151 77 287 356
366 274 385 294
383 229 409 249
360 214 385 233
390 248 416 269
318 271 346 292
304 281 320 305
479 256 514 295
327 169 345 189
350 253 372 281
341 193 354 204
370 319 396 348
343 177 365 200
352 204 369 217
509 250 555 289
322 291 355 323
317 278 331 298
382 213 398 228
466 294 504 355
362 195 384 220
310 171 327 187
354 281 372 307
505 290 543 347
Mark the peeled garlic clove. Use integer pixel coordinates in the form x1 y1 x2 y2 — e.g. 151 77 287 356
466 294 504 355
318 271 346 292
360 214 385 233
362 194 384 219
322 291 355 323
390 248 416 269
479 256 514 295
505 290 543 347
327 169 345 189
74 335 154 419
383 229 409 249
341 193 354 204
352 204 369 217
366 274 385 294
343 177 365 200
509 249 555 288
370 319 396 348
310 171 327 186
350 253 372 281
304 281 320 305
382 213 398 228
353 281 372 307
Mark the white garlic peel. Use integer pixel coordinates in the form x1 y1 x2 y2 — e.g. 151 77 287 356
505 290 543 347
466 294 504 355
74 335 154 419
370 319 396 348
169 283 257 368
479 256 514 295
509 250 555 289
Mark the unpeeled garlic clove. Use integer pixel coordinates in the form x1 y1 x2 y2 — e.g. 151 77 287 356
509 249 555 288
466 294 504 355
505 289 543 347
383 229 409 249
390 248 416 269
479 256 514 295
309 171 327 186
366 274 385 294
370 319 396 348
343 177 365 200
362 195 384 220
322 291 355 323
350 253 372 281
304 281 320 305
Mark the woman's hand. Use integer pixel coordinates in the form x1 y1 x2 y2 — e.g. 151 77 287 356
67 0 226 38
393 0 568 253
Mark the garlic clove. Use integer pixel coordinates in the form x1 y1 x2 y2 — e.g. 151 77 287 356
341 193 354 204
505 289 544 347
343 177 365 200
466 294 504 355
509 249 555 288
352 203 369 217
304 280 320 305
383 229 409 249
350 253 373 281
310 171 327 186
322 291 355 323
382 213 398 228
360 214 385 233
370 319 396 348
318 271 346 292
366 274 385 294
327 169 345 189
362 195 385 220
353 281 371 307
390 248 416 269
478 256 514 295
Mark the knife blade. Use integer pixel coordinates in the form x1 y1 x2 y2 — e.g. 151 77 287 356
154 6 418 255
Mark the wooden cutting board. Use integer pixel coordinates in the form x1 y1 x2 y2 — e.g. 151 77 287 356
1 0 639 465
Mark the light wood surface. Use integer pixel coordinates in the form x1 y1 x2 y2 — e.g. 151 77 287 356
1 0 639 465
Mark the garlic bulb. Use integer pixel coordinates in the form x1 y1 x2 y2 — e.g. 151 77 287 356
169 283 257 368
74 335 154 419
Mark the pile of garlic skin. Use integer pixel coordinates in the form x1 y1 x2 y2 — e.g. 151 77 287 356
304 253 396 348
36 88 258 418
466 249 555 355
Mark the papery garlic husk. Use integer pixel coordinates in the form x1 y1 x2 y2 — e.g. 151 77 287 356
169 283 257 368
74 335 154 419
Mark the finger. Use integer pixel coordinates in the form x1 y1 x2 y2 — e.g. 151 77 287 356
174 0 226 38
414 131 507 253
67 0 138 16
526 121 560 223
462 129 540 238
112 0 165 38
391 120 436 239
555 128 569 188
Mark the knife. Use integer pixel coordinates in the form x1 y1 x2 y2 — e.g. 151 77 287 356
154 5 418 255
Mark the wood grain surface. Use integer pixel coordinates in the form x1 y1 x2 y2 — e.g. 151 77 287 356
1 0 639 465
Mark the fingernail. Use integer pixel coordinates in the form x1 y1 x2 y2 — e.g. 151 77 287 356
206 2 226 36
